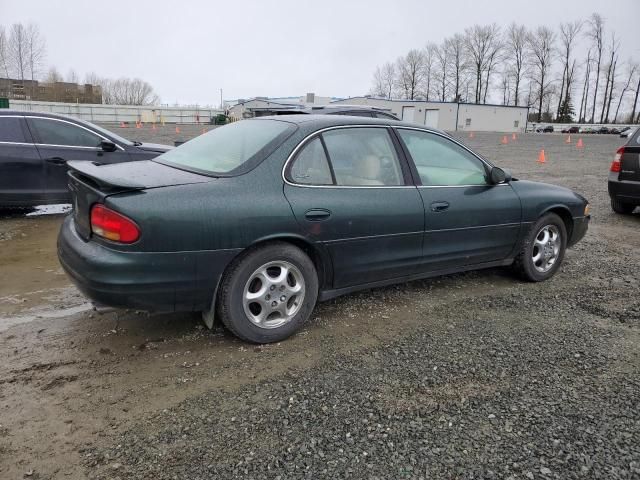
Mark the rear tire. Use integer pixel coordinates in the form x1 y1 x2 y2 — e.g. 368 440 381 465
217 242 318 343
513 213 567 282
611 198 636 214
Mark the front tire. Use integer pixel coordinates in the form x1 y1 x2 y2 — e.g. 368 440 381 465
611 198 636 214
218 242 318 343
513 213 567 282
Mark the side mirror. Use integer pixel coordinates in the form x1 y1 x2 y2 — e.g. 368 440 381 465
490 167 511 184
100 140 117 152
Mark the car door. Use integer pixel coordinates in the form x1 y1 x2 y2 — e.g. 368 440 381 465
0 115 45 206
26 117 131 203
396 128 521 271
283 126 424 289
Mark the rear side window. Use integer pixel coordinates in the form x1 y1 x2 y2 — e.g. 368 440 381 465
0 117 28 142
322 128 404 186
29 118 102 147
157 119 295 175
289 137 333 185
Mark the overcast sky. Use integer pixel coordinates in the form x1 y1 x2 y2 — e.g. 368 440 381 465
3 0 639 105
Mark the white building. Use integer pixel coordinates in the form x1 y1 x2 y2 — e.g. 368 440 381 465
330 97 529 133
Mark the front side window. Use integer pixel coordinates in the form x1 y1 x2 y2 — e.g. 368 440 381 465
398 129 487 186
289 137 333 185
0 117 27 142
322 128 403 186
29 118 102 147
157 119 294 175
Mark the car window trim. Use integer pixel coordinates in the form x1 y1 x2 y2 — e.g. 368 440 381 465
283 125 416 189
25 116 125 151
393 126 494 187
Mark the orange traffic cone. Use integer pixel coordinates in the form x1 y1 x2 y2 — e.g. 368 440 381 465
501 135 509 145
201 128 206 135
152 123 156 130
512 132 517 141
175 125 180 134
537 149 546 164
120 121 126 128
565 135 571 144
469 132 474 139
576 138 584 149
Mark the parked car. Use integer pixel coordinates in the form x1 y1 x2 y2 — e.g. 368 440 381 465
536 125 554 133
567 126 580 134
58 115 590 343
248 104 399 120
595 126 610 134
609 126 640 214
0 111 172 207
619 127 636 138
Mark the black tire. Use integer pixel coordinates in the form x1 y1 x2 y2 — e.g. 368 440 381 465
611 198 636 214
513 213 567 282
217 242 318 343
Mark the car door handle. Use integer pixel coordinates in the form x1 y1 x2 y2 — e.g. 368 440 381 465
430 201 450 212
304 209 331 221
46 157 67 165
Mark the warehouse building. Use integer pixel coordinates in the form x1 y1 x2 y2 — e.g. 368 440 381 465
330 97 529 133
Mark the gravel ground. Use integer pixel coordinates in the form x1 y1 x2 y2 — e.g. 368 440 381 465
0 128 639 479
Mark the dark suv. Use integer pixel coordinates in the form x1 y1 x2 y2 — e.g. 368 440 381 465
249 105 399 120
0 111 171 207
609 127 640 214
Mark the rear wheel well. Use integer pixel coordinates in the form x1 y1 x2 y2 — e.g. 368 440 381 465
225 237 328 292
546 207 573 239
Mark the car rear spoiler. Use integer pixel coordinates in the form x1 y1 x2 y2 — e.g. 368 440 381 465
67 160 147 190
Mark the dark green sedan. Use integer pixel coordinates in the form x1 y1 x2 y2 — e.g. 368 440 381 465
58 115 590 343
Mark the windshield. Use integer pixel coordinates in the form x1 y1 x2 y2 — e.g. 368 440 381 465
155 119 295 175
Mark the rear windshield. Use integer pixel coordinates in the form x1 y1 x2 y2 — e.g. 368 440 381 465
155 119 295 176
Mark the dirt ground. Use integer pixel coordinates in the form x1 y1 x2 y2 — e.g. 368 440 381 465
0 127 638 479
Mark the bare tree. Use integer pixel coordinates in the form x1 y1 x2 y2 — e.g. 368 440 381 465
630 72 640 123
445 34 466 102
578 50 593 122
587 13 605 123
556 20 582 120
613 62 637 123
101 77 159 105
25 23 46 98
505 23 528 105
433 42 449 101
66 68 79 84
0 26 10 78
45 66 63 83
396 49 425 100
8 23 29 83
482 38 503 103
600 33 619 123
370 62 396 99
423 43 437 101
464 24 501 103
527 26 556 122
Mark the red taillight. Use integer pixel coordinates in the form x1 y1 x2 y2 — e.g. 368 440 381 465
610 147 624 173
90 204 140 243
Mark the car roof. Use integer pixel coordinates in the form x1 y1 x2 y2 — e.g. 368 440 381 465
0 109 108 130
251 114 447 135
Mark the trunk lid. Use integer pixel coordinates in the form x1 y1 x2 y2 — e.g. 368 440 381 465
67 160 211 240
619 133 640 182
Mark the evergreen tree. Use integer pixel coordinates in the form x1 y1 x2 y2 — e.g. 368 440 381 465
557 94 575 122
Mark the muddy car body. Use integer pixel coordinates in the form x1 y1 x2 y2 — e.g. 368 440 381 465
58 115 590 343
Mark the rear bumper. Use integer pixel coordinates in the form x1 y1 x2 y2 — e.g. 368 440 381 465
57 216 241 312
568 215 590 247
608 176 640 205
